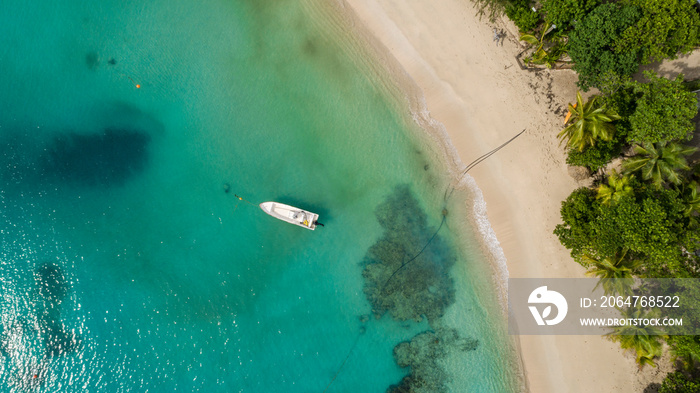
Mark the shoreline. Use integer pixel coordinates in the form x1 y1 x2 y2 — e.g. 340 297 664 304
329 0 671 391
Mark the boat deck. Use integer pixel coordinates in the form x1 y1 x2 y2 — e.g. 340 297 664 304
260 202 319 230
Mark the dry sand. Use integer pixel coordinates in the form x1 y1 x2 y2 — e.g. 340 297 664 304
329 0 685 391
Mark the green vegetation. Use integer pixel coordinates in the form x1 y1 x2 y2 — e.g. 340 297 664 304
558 91 621 151
553 74 699 380
582 250 639 295
595 170 634 205
505 0 539 33
670 336 700 370
469 0 700 382
628 72 699 144
519 24 567 67
681 181 700 218
609 307 666 367
617 0 700 64
555 184 698 277
540 0 601 30
622 142 697 188
567 3 641 90
660 371 700 393
557 37 699 393
565 138 624 172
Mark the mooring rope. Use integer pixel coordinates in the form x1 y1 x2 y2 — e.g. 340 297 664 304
324 210 448 392
233 193 256 206
444 129 526 202
380 130 526 292
380 211 448 293
322 328 364 393
229 187 257 215
265 130 524 392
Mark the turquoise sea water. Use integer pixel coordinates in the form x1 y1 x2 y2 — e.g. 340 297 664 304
0 0 518 392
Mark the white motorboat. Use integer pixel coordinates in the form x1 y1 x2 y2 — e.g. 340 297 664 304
259 202 319 230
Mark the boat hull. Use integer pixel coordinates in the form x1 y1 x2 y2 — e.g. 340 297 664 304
259 202 319 230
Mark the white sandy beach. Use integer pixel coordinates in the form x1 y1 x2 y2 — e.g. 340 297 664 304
331 0 696 391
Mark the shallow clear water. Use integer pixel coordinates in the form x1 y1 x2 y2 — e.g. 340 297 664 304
0 0 518 392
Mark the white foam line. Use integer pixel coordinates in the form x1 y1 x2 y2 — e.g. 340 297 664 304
316 0 511 312
463 174 510 307
408 94 510 310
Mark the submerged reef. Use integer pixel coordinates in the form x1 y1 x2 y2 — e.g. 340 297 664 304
85 51 100 70
43 128 150 186
362 185 456 323
34 262 80 357
85 51 117 68
360 186 478 392
0 103 161 193
0 263 79 389
388 328 479 393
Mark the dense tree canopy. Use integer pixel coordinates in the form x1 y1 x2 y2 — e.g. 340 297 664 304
540 0 600 31
505 0 540 32
660 371 700 393
618 0 700 64
554 186 699 276
553 187 598 258
592 191 688 273
566 138 624 172
568 3 641 90
484 0 700 380
628 72 699 144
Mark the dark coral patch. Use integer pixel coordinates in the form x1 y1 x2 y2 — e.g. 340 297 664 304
44 128 150 186
34 263 80 358
362 185 455 323
388 328 478 393
85 51 99 69
35 262 68 304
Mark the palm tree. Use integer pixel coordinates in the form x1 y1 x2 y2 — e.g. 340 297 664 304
670 337 700 370
609 307 666 368
582 250 640 295
520 25 567 68
622 142 698 188
558 91 621 151
693 163 700 183
679 181 700 229
520 25 551 65
596 170 635 205
681 181 700 217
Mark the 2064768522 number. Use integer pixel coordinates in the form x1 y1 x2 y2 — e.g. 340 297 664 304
600 296 680 308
